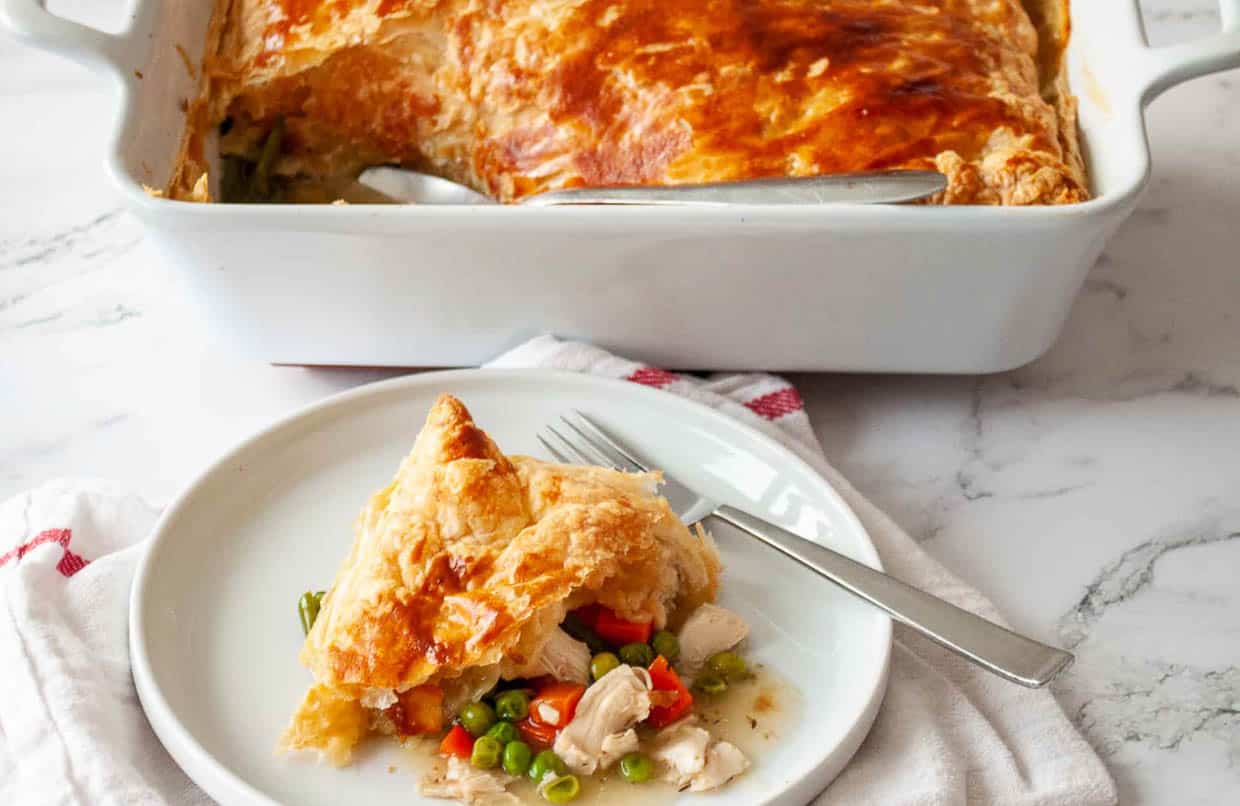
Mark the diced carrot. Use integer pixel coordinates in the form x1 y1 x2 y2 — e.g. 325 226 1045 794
392 684 444 736
593 607 653 646
529 681 586 728
516 717 559 748
647 655 694 728
389 679 448 739
438 724 474 759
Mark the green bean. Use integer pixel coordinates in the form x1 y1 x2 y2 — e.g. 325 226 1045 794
528 749 568 782
618 643 655 668
485 721 519 744
707 650 748 680
542 773 581 803
651 630 680 662
458 701 497 737
694 673 728 696
297 590 325 635
502 740 533 776
618 752 653 783
494 689 529 722
470 735 502 769
590 652 621 681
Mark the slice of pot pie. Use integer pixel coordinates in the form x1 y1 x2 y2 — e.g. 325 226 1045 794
281 395 762 801
170 0 1086 205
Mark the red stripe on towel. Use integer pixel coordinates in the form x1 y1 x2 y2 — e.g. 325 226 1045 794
57 549 89 577
627 367 679 388
0 528 89 577
744 387 804 420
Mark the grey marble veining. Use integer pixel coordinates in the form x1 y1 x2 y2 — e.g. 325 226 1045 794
2 1 1239 804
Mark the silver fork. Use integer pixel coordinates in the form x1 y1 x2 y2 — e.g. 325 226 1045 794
539 411 1074 688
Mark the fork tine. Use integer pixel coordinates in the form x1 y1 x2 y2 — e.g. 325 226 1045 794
559 416 645 473
537 434 572 464
544 424 612 468
567 410 650 472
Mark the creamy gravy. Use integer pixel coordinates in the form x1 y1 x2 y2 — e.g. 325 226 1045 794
398 664 797 805
695 663 799 758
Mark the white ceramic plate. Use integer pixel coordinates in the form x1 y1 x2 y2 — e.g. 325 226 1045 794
130 369 891 805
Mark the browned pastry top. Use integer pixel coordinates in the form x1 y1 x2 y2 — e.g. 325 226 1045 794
172 0 1086 204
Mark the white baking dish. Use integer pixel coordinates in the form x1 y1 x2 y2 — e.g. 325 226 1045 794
4 0 1239 371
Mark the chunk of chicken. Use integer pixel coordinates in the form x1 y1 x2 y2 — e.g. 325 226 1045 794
442 665 503 717
651 718 749 792
598 728 640 769
421 756 519 805
676 604 749 681
553 666 652 775
689 740 749 791
650 719 711 783
510 626 591 684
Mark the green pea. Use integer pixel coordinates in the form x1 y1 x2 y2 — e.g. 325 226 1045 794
528 749 568 782
694 673 728 696
618 752 653 783
618 643 655 668
470 735 502 769
590 652 621 681
458 701 497 737
502 740 533 776
494 689 529 722
542 774 581 803
486 721 519 744
297 590 325 635
707 650 748 681
651 630 680 662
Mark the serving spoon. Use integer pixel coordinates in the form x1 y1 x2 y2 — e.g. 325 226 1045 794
357 166 947 205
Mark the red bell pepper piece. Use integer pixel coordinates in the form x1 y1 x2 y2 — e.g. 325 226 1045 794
516 717 560 748
438 724 474 759
647 655 694 727
592 607 653 646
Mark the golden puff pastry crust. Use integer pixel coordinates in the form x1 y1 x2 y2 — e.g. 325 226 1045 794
171 0 1086 205
280 394 720 763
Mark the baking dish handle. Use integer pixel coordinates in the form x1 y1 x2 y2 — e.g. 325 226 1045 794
1138 0 1240 104
0 0 123 75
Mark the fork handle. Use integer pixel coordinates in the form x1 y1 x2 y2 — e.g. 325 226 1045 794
711 505 1073 687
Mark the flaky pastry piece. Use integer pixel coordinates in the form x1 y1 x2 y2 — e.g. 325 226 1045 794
170 0 1087 205
279 394 721 764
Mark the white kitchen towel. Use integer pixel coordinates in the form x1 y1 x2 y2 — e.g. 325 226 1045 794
0 335 1117 806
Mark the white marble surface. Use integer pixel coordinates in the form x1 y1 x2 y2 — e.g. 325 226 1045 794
2 2 1238 804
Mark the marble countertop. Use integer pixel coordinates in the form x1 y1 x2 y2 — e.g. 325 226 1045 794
2 2 1238 803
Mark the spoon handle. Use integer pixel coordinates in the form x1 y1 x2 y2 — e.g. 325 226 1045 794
521 170 947 206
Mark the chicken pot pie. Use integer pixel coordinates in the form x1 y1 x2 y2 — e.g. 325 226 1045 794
170 0 1086 205
282 394 762 803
